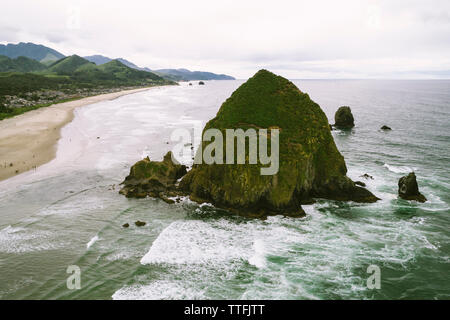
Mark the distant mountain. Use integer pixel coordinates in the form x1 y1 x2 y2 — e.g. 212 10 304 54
0 42 65 63
154 68 235 81
84 55 152 72
0 55 47 72
0 42 235 81
84 55 112 65
84 55 235 81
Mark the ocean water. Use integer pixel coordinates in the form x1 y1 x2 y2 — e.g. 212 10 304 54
0 80 449 300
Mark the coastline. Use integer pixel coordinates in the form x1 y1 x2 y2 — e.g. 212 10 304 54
0 86 156 182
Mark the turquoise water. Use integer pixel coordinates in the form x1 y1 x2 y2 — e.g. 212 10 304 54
0 80 448 299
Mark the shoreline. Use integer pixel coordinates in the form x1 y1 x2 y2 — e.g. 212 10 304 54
0 86 157 182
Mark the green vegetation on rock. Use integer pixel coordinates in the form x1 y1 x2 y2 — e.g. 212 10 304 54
120 152 187 201
179 69 379 217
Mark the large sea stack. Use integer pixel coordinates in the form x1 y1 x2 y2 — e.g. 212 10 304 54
179 70 379 217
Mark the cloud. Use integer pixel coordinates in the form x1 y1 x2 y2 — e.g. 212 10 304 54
1 0 450 78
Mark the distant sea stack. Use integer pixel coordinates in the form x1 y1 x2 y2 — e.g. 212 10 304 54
398 172 427 202
179 70 379 217
334 106 355 129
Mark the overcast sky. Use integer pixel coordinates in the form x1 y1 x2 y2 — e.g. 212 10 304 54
1 0 450 79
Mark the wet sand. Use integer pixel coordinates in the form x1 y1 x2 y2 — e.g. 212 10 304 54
0 87 153 181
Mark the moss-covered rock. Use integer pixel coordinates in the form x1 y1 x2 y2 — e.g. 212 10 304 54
398 172 427 202
334 106 354 129
119 151 187 199
179 70 378 218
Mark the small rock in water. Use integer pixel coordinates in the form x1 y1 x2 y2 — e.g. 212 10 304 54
355 181 366 187
122 223 129 228
381 125 392 130
398 172 427 202
160 195 175 204
360 173 374 180
134 221 146 227
334 106 355 129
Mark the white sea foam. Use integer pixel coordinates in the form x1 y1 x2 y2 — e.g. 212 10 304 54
383 163 416 174
0 225 64 253
248 239 267 269
37 196 105 217
140 220 252 265
86 235 100 249
112 280 205 300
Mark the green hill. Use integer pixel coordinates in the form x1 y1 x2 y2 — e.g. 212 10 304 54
0 56 172 99
47 55 93 75
0 55 47 72
97 60 163 81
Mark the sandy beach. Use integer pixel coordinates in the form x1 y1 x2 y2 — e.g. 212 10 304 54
0 87 153 182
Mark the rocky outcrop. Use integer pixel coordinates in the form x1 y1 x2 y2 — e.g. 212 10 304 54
360 173 374 180
135 221 146 227
119 151 187 200
398 172 427 202
355 181 366 187
198 81 205 85
381 125 392 130
334 106 354 129
179 70 379 218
